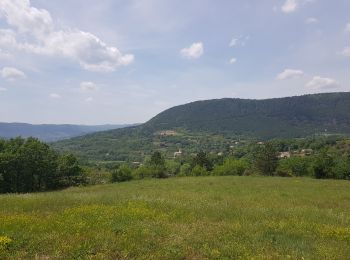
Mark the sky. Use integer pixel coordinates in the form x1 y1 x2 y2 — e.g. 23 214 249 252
0 0 349 125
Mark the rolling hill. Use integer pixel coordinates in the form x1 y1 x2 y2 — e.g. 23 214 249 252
0 123 136 142
53 92 350 161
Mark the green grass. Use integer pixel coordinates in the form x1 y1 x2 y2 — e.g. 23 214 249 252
1 177 350 259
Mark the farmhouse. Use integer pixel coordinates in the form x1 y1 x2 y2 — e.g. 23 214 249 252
278 151 291 158
158 130 177 136
174 149 183 158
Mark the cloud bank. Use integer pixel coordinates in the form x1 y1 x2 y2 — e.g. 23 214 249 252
306 76 340 90
0 0 134 72
276 69 304 80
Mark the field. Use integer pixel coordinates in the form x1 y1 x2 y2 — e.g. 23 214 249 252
1 177 350 259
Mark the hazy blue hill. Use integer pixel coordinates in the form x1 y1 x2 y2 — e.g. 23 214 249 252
53 92 350 161
0 123 136 142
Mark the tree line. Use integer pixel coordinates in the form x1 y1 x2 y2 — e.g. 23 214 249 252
1 137 349 193
0 137 85 193
111 143 350 183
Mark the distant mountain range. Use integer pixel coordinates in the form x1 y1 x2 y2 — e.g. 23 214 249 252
0 123 137 142
52 92 350 162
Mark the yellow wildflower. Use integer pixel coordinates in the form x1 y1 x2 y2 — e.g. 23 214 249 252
0 236 13 250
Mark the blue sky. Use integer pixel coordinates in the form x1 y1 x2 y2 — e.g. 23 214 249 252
0 0 349 124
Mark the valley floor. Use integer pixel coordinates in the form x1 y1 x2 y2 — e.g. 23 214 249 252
1 176 350 259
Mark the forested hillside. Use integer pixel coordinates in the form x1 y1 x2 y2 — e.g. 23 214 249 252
53 93 350 162
145 92 350 137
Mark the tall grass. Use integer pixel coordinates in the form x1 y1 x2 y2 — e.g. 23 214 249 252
1 176 349 259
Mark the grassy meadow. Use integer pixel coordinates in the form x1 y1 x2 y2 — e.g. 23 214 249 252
1 176 350 259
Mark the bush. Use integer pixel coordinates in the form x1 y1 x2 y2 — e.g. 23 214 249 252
132 165 167 179
166 160 181 176
312 150 335 179
57 154 86 187
277 157 311 177
150 151 165 167
133 165 153 179
145 151 168 178
178 163 191 177
190 165 209 177
112 165 133 182
192 152 213 171
331 155 350 180
150 165 168 178
275 169 294 177
213 159 249 176
84 168 112 185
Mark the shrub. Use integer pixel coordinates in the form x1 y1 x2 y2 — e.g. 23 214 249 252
112 165 133 182
275 168 294 177
84 168 112 185
312 150 335 179
213 159 249 176
166 160 181 176
132 165 167 179
332 155 350 180
277 157 311 177
150 151 165 167
145 151 168 178
190 165 209 177
132 165 153 179
57 153 86 187
178 163 192 177
192 152 213 171
150 165 168 178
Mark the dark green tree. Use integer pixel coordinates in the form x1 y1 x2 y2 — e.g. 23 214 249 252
192 151 213 171
57 153 85 187
313 150 335 179
149 151 167 178
0 137 85 193
277 156 311 177
254 143 278 175
150 151 165 167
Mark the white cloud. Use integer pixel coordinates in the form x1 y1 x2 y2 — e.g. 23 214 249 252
0 87 7 91
306 76 340 90
1 66 26 81
80 81 97 91
0 0 134 72
306 17 318 24
276 69 304 80
281 0 314 13
229 58 237 64
229 36 248 48
281 0 298 13
0 0 53 36
341 47 350 57
49 93 61 99
85 97 94 102
180 42 204 59
229 38 239 47
345 23 350 33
